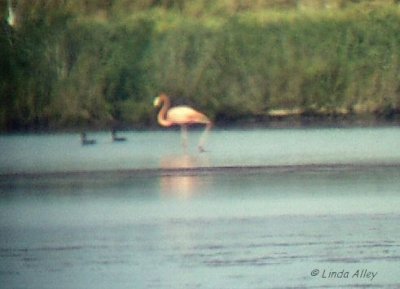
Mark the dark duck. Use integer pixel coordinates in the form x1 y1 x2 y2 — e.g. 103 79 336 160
80 132 96 145
111 129 127 142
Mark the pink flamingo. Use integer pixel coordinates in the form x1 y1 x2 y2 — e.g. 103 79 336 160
154 93 212 152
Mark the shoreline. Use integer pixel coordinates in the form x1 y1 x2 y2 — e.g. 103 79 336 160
1 114 399 134
1 162 400 181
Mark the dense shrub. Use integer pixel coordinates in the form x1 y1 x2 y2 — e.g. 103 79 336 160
1 0 400 130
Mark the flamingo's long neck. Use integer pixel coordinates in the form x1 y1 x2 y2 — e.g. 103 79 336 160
157 95 172 127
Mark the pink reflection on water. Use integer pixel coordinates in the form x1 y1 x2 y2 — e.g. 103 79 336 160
159 154 211 199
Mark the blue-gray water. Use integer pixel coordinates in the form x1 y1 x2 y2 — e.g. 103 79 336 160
1 127 400 289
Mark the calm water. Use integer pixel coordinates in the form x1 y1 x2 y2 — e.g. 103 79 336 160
1 127 400 289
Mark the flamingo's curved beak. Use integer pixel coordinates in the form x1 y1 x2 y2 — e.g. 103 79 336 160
153 97 160 107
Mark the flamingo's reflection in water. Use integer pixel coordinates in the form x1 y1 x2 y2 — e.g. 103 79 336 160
159 154 211 199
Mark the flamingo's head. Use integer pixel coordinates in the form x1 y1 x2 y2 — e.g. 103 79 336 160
153 96 161 107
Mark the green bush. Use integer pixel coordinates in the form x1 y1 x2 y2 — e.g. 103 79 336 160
1 0 400 131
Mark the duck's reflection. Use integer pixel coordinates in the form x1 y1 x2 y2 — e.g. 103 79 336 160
159 154 211 199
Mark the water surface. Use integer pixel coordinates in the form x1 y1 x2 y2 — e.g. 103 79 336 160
1 127 400 289
1 127 399 174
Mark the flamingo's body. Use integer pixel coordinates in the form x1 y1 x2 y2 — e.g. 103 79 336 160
154 93 212 152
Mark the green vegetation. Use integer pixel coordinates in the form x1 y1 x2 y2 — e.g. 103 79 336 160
1 0 400 131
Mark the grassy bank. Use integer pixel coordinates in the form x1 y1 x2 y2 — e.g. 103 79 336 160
1 1 400 131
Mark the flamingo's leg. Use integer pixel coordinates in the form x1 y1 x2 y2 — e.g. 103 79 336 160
181 125 188 149
198 122 212 152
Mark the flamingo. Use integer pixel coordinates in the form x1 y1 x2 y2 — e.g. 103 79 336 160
153 93 212 152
